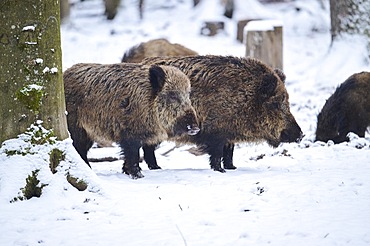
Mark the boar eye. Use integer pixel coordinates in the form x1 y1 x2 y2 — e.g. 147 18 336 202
166 91 181 104
271 95 287 110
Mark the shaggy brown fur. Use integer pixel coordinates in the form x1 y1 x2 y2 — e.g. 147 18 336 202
316 71 370 143
63 63 199 179
141 55 303 172
121 38 198 63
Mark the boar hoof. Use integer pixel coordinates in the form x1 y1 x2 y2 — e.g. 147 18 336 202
129 171 145 179
212 166 226 173
123 165 144 179
224 164 237 170
148 164 161 170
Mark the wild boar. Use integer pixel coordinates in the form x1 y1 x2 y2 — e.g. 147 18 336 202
63 63 199 178
316 71 370 143
141 55 303 172
121 38 198 63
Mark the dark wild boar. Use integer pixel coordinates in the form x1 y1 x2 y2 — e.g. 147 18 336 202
316 71 370 143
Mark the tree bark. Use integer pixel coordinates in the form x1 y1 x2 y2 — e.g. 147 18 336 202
60 0 70 22
104 0 121 20
330 0 370 41
0 0 69 144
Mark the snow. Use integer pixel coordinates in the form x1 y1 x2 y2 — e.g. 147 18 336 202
22 25 36 31
25 41 37 45
20 84 43 93
35 58 43 64
244 19 283 31
42 67 50 74
50 67 58 74
1 0 370 245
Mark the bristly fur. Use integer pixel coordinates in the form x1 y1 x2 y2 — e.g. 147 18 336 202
63 62 198 178
141 55 302 172
316 71 370 143
121 38 198 63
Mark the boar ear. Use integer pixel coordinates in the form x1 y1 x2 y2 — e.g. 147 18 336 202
260 73 277 98
274 68 286 83
149 65 166 95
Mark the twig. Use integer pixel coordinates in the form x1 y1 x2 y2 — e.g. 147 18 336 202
175 224 187 246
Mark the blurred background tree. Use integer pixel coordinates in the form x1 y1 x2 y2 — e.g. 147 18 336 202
330 0 370 48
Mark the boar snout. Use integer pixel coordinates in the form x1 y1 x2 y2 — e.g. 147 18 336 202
187 124 200 136
280 120 303 143
173 109 200 136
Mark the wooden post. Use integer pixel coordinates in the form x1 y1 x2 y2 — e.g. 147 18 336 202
245 20 283 70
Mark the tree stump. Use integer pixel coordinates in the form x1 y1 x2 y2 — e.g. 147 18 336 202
201 21 225 36
245 20 283 70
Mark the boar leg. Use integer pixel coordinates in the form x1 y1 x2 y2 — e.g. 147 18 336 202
121 139 144 179
143 144 162 170
204 140 226 173
222 143 237 170
346 121 367 138
70 127 93 168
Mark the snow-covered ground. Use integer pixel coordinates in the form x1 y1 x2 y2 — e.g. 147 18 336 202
1 0 370 245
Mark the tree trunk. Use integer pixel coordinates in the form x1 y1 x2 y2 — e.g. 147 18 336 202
139 0 144 19
104 0 121 20
330 0 370 41
60 0 70 22
0 0 69 144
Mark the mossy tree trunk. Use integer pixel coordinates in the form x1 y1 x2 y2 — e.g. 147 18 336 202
330 0 370 44
0 0 69 144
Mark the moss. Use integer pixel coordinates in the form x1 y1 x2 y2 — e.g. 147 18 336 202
15 84 44 114
67 174 88 191
22 169 47 199
10 195 24 203
5 150 18 156
10 169 48 202
49 148 65 174
1 121 54 157
5 147 33 156
25 121 56 145
29 129 55 145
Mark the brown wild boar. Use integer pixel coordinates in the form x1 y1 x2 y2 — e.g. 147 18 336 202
316 71 370 143
121 38 198 63
63 63 199 179
141 55 303 172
